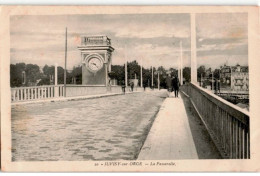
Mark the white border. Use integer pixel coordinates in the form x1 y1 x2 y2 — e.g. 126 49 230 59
0 0 259 5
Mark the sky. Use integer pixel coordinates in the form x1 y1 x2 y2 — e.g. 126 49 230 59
10 13 248 70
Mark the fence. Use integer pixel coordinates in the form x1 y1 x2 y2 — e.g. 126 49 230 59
182 83 250 159
11 85 64 102
11 84 145 103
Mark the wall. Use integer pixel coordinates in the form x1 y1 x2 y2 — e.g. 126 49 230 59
66 85 123 97
82 64 106 85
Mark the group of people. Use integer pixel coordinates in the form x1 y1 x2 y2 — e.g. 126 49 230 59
121 80 135 94
166 74 180 98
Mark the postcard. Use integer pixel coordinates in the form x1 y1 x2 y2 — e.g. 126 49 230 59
0 5 259 172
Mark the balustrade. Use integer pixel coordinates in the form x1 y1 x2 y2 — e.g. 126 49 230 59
182 83 250 159
11 85 64 102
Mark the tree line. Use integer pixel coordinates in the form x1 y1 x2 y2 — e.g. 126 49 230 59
10 61 194 88
10 63 82 87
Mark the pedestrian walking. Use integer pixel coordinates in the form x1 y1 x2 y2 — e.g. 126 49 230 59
130 81 134 92
172 75 180 98
166 74 173 95
143 82 146 91
121 80 126 94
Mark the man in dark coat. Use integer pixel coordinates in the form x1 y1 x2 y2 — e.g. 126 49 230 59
166 74 172 93
130 81 134 92
172 76 180 98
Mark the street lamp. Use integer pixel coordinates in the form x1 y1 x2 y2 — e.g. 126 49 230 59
22 71 26 85
211 71 214 91
155 70 161 90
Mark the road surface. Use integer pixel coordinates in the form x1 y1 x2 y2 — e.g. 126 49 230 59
12 91 167 161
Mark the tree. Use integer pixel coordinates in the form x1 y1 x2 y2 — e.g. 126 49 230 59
10 63 26 87
25 64 43 86
38 65 55 85
142 68 151 87
156 66 166 88
197 65 206 81
213 69 220 79
169 67 178 77
71 65 82 84
57 66 72 84
127 60 141 80
183 67 191 83
111 65 124 85
10 63 43 87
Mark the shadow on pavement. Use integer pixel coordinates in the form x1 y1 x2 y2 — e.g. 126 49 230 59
180 91 222 159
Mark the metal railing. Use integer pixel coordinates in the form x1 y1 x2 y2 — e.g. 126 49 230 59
182 83 250 159
11 85 64 102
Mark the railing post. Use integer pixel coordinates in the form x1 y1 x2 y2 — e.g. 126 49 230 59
182 83 249 159
25 89 27 100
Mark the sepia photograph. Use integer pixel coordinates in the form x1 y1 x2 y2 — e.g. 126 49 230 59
1 6 259 172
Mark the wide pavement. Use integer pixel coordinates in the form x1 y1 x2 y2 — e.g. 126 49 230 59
138 92 198 160
11 90 168 161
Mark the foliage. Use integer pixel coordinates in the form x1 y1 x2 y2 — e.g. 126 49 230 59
71 65 82 84
197 65 206 80
183 67 191 83
10 63 43 87
10 63 26 87
10 61 201 89
111 65 124 85
10 63 75 87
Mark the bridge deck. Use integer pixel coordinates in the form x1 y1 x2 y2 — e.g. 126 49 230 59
138 92 199 159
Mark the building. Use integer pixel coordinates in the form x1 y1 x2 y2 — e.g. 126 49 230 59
220 64 249 92
230 65 249 91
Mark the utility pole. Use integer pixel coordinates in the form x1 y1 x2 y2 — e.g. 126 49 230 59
157 71 160 90
124 45 128 87
212 71 214 91
200 73 202 87
55 63 58 97
152 66 154 88
135 73 137 87
219 69 221 93
64 27 67 97
180 40 183 85
191 13 197 83
178 58 180 81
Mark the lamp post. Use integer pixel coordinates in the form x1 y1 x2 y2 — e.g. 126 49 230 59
135 73 137 87
219 68 221 94
180 40 183 85
22 71 26 85
151 66 154 89
124 45 128 87
55 63 58 97
156 70 161 90
64 27 67 97
211 71 214 92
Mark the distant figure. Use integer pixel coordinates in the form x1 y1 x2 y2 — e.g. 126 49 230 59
143 82 146 91
172 76 180 98
107 77 112 91
166 74 173 93
121 80 126 94
130 82 134 92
